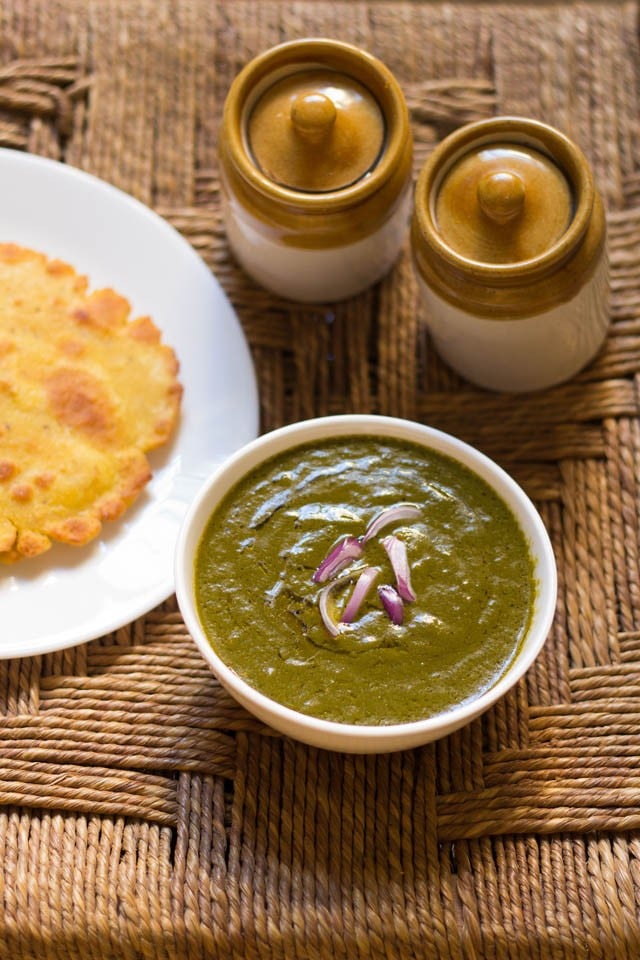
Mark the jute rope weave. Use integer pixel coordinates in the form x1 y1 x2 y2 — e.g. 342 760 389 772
2 1 640 956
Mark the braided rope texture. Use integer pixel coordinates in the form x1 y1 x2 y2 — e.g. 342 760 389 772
2 1 640 956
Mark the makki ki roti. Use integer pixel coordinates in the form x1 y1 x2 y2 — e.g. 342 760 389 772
0 242 182 562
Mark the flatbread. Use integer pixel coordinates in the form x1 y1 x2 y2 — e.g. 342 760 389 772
0 243 182 562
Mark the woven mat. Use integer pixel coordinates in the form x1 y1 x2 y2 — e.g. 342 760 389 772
2 1 640 957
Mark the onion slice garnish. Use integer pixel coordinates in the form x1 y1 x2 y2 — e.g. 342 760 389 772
312 535 364 583
318 582 342 637
317 573 358 636
340 566 380 623
378 584 404 625
362 502 421 544
381 534 417 602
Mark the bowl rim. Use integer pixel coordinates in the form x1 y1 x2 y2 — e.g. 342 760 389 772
175 414 558 745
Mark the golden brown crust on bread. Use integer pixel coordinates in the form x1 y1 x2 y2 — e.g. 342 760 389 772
0 244 181 562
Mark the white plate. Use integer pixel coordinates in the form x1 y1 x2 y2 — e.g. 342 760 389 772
0 148 259 659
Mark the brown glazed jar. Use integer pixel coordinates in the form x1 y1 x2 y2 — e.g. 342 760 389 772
411 117 608 392
219 38 413 302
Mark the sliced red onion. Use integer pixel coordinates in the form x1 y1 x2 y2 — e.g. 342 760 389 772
382 534 417 602
340 566 380 624
317 573 356 636
362 502 421 544
378 584 404 625
318 582 341 636
312 535 363 583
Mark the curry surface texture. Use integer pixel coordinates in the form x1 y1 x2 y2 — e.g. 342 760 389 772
195 436 536 725
0 243 182 562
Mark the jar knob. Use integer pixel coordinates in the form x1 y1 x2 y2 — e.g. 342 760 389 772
477 170 525 223
291 92 337 142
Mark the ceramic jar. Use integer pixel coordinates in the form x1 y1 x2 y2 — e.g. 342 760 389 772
219 39 413 303
411 117 609 392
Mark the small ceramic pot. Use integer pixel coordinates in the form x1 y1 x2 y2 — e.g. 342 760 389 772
219 39 413 303
411 117 609 392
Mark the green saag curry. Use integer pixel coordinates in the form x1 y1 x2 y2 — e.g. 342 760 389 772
195 436 536 725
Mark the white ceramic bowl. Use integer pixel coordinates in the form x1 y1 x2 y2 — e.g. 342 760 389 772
175 415 557 753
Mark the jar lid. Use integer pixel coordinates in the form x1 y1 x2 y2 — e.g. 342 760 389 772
246 69 385 192
434 144 573 263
